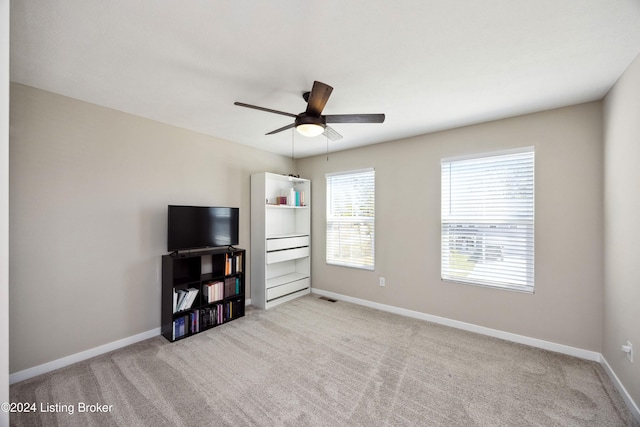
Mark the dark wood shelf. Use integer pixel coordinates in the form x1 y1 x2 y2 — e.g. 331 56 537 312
161 247 245 342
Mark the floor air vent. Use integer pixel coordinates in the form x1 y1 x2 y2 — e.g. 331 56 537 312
318 296 337 303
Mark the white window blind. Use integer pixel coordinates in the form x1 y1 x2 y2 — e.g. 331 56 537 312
326 169 375 270
441 149 534 292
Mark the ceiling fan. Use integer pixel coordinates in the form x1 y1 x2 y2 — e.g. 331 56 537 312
234 81 385 141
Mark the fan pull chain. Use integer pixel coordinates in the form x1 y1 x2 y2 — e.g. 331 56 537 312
326 132 329 162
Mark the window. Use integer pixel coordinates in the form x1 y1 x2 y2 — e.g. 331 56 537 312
441 148 534 293
326 168 375 270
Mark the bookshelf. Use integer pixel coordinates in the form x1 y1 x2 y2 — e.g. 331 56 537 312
251 172 311 309
161 247 245 342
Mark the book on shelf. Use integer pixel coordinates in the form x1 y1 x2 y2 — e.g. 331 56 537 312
186 287 199 308
224 299 243 321
174 288 199 313
173 315 188 340
203 281 223 303
224 252 243 275
174 289 186 312
200 306 213 329
199 303 224 329
286 189 305 207
224 277 238 297
190 310 199 334
235 252 242 273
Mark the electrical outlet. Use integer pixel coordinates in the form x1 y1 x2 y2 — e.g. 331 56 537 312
379 277 385 287
622 341 633 363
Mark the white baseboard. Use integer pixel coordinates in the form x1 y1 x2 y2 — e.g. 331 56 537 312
311 288 600 360
600 355 640 423
9 328 160 385
311 288 640 423
10 299 255 385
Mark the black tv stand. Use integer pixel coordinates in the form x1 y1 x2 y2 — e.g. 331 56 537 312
161 247 245 342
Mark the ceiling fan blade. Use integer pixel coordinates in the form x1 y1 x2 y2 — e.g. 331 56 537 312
325 113 385 124
305 81 333 116
323 126 343 141
234 102 297 118
266 123 295 135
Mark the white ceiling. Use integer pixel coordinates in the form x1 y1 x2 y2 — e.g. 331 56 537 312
10 1 640 158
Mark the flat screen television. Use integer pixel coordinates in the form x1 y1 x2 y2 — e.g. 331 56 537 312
168 205 239 252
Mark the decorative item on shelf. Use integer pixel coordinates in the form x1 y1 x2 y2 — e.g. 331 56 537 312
289 188 296 206
274 188 306 207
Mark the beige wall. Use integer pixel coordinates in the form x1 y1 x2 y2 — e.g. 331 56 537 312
297 102 604 351
9 83 293 373
2 0 10 423
603 53 640 407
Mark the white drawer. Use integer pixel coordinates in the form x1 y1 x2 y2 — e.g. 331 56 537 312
267 278 310 301
267 236 309 251
266 246 309 264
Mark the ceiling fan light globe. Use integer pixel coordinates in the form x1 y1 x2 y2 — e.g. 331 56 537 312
296 123 325 137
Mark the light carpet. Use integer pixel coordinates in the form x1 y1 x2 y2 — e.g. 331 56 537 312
10 295 637 426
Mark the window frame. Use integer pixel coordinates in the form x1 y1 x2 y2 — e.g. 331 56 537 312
440 147 535 293
325 168 375 270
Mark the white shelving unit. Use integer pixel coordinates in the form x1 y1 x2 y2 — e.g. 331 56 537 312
251 172 311 309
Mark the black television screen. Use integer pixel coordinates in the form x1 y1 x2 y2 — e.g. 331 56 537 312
168 205 239 251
